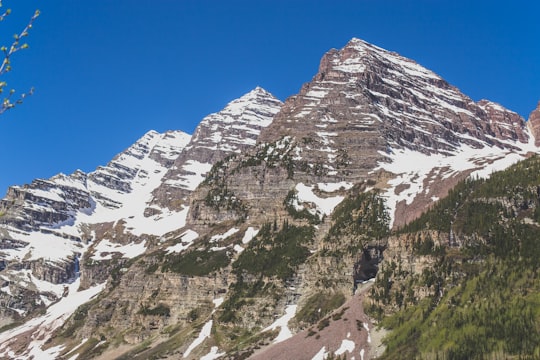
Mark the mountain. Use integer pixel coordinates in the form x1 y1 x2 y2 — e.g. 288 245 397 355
0 38 538 359
370 155 540 358
150 86 283 211
0 88 282 357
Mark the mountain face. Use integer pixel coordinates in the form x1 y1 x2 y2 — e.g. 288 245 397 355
150 86 283 211
0 38 538 359
0 130 191 326
528 101 540 146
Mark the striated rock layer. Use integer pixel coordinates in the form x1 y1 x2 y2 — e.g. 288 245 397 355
0 38 539 359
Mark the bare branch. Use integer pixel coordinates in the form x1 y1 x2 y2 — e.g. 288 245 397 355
0 1 39 114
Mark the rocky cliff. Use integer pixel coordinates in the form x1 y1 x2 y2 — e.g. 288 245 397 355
528 101 540 146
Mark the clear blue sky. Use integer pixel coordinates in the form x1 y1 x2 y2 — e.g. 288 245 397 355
0 0 538 194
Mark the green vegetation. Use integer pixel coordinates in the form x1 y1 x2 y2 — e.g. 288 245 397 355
375 155 540 359
162 248 230 276
323 191 389 256
204 186 247 216
233 221 314 280
138 303 171 317
284 189 321 224
328 191 390 240
295 292 346 326
220 221 314 323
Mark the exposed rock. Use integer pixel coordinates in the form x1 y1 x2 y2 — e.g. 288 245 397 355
151 87 283 210
527 101 540 146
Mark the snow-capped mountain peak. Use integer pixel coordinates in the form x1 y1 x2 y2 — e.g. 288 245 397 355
149 87 283 209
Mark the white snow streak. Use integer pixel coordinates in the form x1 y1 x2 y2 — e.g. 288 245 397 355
312 346 329 360
377 138 538 227
183 320 213 358
263 305 297 344
166 229 199 254
0 279 106 359
242 227 259 244
210 228 240 242
91 239 147 261
200 346 225 360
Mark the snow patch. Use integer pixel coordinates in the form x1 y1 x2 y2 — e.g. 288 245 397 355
0 279 106 359
91 239 147 261
200 346 225 360
376 140 537 227
166 229 199 254
318 182 354 192
263 305 297 343
183 320 213 358
242 227 259 244
295 183 344 216
312 346 329 360
335 339 356 355
210 228 240 242
363 322 371 343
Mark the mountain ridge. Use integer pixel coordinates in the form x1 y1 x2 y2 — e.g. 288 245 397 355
0 38 538 359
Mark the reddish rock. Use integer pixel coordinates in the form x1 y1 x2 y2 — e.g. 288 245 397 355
527 101 540 146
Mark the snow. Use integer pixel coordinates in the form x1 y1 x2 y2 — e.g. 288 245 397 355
233 244 244 254
0 285 12 296
183 320 213 358
91 239 147 261
263 305 297 344
18 269 67 298
335 339 356 355
376 136 538 227
212 297 224 309
360 348 365 360
26 187 65 203
166 229 199 254
2 228 87 263
200 346 225 360
318 182 354 192
363 323 371 343
177 160 213 191
242 227 259 244
312 346 329 360
210 228 240 242
0 279 106 359
295 183 345 216
63 338 88 359
305 89 329 98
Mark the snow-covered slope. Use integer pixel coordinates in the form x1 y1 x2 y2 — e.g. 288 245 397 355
0 130 191 326
151 86 283 209
0 87 283 350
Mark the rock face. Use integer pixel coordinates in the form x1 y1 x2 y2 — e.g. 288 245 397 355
0 87 282 347
150 87 283 210
528 101 540 146
261 38 530 158
0 39 538 359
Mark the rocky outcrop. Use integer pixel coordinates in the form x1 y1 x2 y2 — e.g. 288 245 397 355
151 87 283 210
528 101 540 146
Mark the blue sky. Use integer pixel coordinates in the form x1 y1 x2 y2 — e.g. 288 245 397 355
0 0 538 194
